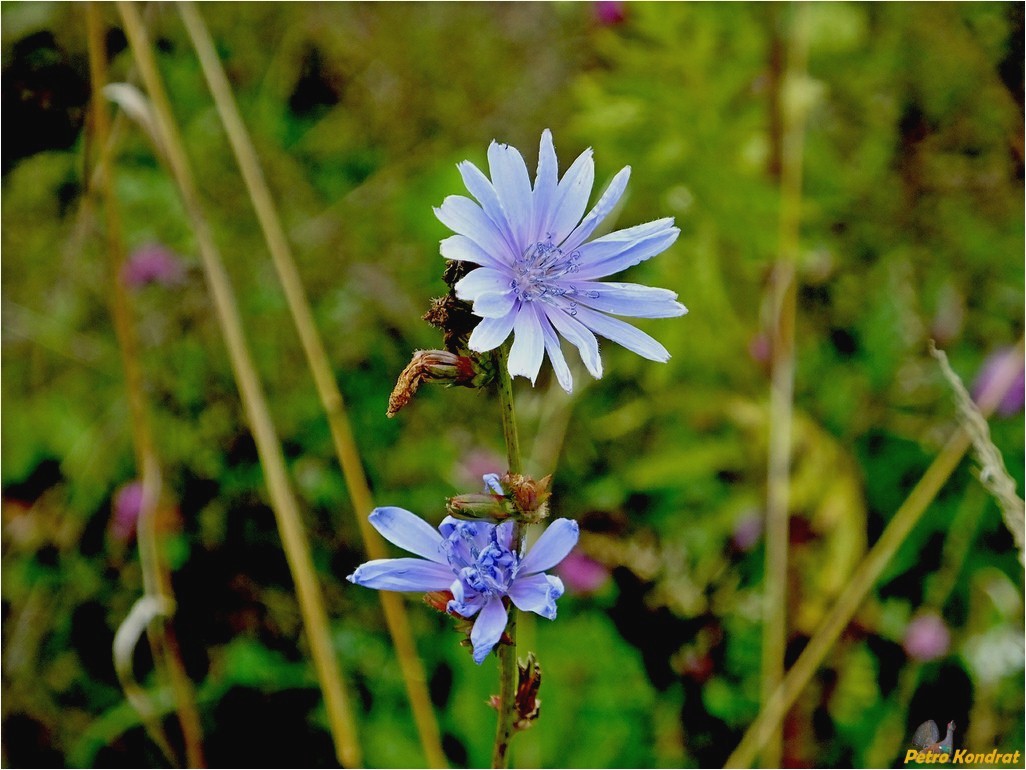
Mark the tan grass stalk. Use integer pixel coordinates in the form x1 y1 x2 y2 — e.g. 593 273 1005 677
115 3 361 765
175 5 446 764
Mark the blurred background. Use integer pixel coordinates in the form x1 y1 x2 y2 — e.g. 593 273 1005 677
2 2 1023 767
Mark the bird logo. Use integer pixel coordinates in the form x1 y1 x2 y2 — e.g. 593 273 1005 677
911 719 956 756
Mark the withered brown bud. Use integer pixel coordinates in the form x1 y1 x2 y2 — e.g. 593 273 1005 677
500 472 553 524
423 260 479 352
423 590 456 614
387 349 485 417
488 652 542 731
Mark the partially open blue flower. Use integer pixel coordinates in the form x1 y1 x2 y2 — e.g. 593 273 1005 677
435 129 687 392
348 506 579 664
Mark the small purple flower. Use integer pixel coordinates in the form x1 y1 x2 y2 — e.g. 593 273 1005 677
122 243 186 289
111 480 144 541
348 506 579 664
593 1 626 25
971 347 1025 417
435 130 687 393
903 612 951 662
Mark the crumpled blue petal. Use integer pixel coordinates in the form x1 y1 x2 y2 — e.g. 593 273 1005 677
508 573 565 620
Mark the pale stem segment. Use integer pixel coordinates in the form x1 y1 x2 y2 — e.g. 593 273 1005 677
492 344 523 769
85 5 205 765
760 6 809 767
177 5 446 765
116 3 361 765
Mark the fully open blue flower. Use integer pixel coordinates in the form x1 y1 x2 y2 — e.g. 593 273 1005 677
348 506 579 664
435 129 687 392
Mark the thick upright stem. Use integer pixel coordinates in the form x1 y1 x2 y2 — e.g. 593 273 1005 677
492 345 523 769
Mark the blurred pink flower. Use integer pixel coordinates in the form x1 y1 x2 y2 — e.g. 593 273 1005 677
111 480 143 542
971 347 1025 417
453 448 506 490
554 548 609 595
593 1 626 25
748 333 771 366
903 612 951 662
122 243 186 289
732 511 763 552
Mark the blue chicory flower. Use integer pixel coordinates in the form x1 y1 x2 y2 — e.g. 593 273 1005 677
435 129 687 393
348 506 579 664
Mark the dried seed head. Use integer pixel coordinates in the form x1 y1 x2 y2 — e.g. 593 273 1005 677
387 349 484 417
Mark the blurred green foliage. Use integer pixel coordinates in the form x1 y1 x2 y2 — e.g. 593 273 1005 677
2 2 1023 768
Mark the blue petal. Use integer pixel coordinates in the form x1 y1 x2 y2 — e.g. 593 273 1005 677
495 520 514 551
468 308 518 353
519 518 579 574
488 141 533 249
561 166 631 253
507 305 545 384
455 267 512 302
548 148 594 245
449 579 485 617
368 506 447 564
434 196 515 264
347 558 455 592
532 130 559 242
538 309 574 393
541 304 603 379
571 305 672 362
574 221 679 280
471 595 509 664
439 234 506 271
471 291 516 319
457 161 518 254
482 474 504 495
559 281 688 319
508 573 565 620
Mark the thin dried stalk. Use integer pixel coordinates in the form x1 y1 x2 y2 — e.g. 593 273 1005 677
86 5 205 765
115 3 361 765
724 337 1025 769
176 4 445 765
760 6 809 766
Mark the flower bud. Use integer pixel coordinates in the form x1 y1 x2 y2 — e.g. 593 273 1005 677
445 493 512 520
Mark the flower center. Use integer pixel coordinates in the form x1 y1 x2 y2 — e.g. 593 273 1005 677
510 240 582 302
442 521 518 598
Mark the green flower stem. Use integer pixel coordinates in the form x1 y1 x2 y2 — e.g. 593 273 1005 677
116 4 361 766
492 345 523 769
176 6 446 765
